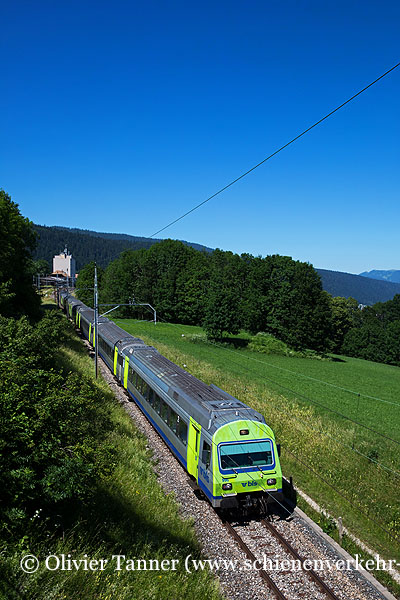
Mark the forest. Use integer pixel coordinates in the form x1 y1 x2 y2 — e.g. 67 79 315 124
76 239 400 366
32 224 211 271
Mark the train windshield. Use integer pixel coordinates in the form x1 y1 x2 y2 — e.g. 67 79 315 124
219 440 273 470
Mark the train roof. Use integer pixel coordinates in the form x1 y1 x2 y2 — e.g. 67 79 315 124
68 296 266 435
79 307 145 348
69 297 85 309
125 344 266 435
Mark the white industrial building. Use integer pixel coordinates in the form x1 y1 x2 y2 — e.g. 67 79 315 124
53 247 76 278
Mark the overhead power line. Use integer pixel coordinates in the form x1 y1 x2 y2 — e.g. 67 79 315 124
150 316 400 446
149 61 400 238
114 315 398 545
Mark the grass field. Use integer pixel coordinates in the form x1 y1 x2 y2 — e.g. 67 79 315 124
113 320 400 439
112 318 400 589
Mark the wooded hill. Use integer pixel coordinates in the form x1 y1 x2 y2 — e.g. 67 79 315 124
316 269 400 305
32 224 212 271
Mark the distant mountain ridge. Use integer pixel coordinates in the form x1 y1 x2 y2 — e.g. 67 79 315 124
359 269 400 284
316 269 400 305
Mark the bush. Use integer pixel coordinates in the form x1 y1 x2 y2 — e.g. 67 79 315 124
247 332 329 359
248 332 291 355
0 312 114 536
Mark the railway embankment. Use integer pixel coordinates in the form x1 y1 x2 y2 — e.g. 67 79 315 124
0 308 222 600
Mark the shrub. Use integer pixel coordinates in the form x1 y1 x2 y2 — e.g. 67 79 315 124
0 312 114 536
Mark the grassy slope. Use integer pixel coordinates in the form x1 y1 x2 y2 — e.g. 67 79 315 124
111 319 400 580
2 310 221 600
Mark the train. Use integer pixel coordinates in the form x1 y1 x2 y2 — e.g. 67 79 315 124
58 290 284 515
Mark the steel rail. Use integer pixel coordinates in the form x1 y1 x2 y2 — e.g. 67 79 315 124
220 518 290 600
261 519 342 600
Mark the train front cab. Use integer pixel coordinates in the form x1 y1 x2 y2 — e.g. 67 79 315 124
209 420 283 513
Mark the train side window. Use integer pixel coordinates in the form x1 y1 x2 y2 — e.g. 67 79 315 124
154 394 161 414
201 441 211 467
148 388 154 405
100 338 113 360
161 401 169 424
168 409 178 434
177 420 188 445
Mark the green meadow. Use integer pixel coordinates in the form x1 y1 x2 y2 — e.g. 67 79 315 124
112 318 400 590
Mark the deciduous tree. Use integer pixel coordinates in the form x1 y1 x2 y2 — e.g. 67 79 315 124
0 190 40 317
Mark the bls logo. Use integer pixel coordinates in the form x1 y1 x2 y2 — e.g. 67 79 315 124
241 481 258 488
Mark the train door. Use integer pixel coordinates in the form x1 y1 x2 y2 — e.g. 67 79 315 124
114 347 118 375
117 352 124 382
123 356 129 389
187 418 202 481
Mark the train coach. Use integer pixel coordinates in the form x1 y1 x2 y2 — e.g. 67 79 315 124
59 291 284 515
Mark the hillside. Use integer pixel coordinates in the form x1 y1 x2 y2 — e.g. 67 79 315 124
316 268 400 304
33 224 212 271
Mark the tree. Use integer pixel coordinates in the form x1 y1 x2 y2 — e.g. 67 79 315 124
328 296 360 352
341 295 400 365
203 250 242 339
0 190 40 318
175 250 210 325
101 249 145 317
140 240 197 322
101 240 203 322
0 312 113 532
76 262 104 308
242 254 332 351
32 258 51 276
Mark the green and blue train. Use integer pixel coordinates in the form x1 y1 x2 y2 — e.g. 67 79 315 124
59 291 284 515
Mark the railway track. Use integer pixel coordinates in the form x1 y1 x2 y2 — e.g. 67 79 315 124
219 514 343 600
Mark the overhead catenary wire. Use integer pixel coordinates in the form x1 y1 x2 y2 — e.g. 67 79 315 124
149 61 400 238
180 386 397 547
108 314 398 550
137 315 400 448
219 349 400 408
117 314 400 479
173 378 397 553
208 346 400 478
211 341 400 445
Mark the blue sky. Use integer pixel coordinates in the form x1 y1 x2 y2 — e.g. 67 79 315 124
1 0 399 274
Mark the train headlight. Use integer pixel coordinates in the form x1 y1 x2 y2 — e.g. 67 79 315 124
267 478 276 486
222 483 232 491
